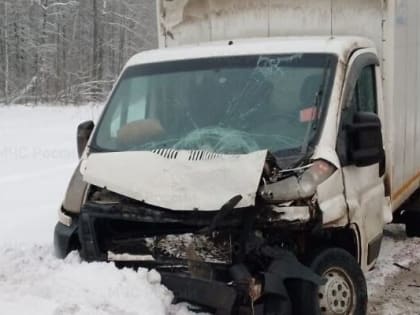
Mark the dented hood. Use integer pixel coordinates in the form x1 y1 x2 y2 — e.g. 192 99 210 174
81 150 267 211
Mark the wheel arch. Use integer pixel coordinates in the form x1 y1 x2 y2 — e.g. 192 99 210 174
310 225 361 265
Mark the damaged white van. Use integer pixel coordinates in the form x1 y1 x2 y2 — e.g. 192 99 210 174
54 1 420 314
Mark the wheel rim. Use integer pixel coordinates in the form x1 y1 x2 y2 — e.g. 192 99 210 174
318 267 356 315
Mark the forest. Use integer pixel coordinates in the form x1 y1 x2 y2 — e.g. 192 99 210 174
0 0 157 105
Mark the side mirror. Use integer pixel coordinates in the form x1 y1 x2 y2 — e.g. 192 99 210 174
77 120 95 158
348 112 384 167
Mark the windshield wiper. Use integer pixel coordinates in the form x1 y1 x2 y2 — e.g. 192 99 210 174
301 58 332 155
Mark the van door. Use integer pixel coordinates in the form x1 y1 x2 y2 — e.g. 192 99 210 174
337 50 388 271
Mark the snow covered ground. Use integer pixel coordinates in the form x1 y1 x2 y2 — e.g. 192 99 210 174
367 225 420 314
0 105 195 315
0 105 419 314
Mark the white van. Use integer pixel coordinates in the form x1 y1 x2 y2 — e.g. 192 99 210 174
54 1 420 314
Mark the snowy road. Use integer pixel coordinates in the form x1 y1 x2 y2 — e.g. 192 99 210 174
0 105 420 314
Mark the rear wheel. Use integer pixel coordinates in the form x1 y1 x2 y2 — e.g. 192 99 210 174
291 248 367 315
404 211 420 237
406 220 420 237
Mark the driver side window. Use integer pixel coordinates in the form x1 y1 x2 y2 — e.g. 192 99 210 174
351 65 377 113
338 64 378 165
342 65 377 126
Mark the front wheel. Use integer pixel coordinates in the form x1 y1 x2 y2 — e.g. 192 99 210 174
291 248 367 315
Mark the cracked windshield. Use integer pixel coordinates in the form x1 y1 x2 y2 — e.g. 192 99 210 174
94 54 336 155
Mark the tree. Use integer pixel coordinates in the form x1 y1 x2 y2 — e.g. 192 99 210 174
2 0 9 104
0 0 157 105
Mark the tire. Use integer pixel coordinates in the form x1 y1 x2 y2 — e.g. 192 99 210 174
406 220 420 237
404 211 420 237
290 248 367 315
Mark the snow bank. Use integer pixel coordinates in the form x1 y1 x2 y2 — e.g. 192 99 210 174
367 225 420 314
0 105 102 244
367 225 420 288
0 104 103 173
0 245 197 315
0 105 197 315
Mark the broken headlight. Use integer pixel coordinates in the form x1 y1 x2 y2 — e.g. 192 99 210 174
260 160 336 203
89 186 123 204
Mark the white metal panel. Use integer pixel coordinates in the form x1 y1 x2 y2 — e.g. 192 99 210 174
261 0 332 37
404 0 417 189
158 0 384 55
331 0 383 57
208 0 271 41
381 0 396 199
416 1 420 192
391 0 407 195
82 150 267 211
126 36 375 67
387 0 420 209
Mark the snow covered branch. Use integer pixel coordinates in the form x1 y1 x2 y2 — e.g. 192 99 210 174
0 0 157 104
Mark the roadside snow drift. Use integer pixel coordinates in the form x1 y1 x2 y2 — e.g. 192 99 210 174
0 105 102 244
0 105 196 315
0 246 188 315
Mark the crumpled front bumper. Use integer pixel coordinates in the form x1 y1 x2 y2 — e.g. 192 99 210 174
162 273 237 314
54 218 78 259
54 220 237 314
55 201 324 315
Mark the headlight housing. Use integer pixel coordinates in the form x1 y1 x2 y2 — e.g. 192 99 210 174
260 160 336 203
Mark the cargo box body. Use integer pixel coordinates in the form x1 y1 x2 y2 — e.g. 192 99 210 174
157 0 383 53
158 0 420 211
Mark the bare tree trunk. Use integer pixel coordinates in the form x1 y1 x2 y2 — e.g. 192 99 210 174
92 0 105 100
118 2 126 71
4 1 9 104
92 0 98 80
55 21 60 101
62 23 67 102
40 0 48 102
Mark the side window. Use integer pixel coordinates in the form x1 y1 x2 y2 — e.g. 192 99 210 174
341 65 377 127
126 77 147 124
338 64 378 165
96 76 147 149
110 106 122 138
109 77 147 136
350 65 377 114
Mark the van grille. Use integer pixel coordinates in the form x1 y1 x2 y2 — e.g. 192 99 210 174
152 149 221 161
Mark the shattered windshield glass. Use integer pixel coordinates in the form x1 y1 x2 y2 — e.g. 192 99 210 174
94 54 337 156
